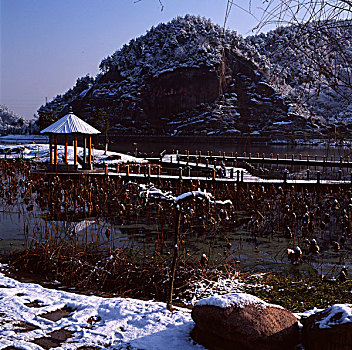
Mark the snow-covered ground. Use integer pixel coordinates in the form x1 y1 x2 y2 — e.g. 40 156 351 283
2 267 351 349
0 143 146 165
0 267 203 349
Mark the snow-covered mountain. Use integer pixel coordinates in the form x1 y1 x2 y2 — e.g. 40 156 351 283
37 16 352 137
0 105 29 134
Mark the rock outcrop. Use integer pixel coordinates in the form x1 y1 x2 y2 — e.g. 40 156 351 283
191 293 299 350
302 304 352 350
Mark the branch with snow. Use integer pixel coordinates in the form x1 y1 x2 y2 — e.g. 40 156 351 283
135 182 232 207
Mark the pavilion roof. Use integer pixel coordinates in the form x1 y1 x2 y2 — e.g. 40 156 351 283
40 110 101 135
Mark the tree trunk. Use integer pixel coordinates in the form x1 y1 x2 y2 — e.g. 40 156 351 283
167 208 181 311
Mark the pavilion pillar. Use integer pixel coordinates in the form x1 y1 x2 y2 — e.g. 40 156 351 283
49 135 53 164
88 136 92 165
54 135 58 166
74 135 78 165
84 136 87 164
65 135 68 164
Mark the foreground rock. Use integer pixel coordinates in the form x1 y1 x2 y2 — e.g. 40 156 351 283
191 293 299 350
302 304 352 350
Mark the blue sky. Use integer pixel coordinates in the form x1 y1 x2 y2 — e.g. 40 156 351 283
1 0 267 120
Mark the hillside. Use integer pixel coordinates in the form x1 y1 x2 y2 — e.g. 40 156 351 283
37 16 352 138
246 20 352 131
0 105 29 134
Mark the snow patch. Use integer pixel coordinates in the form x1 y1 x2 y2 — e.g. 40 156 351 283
196 292 283 310
0 270 200 349
317 304 352 329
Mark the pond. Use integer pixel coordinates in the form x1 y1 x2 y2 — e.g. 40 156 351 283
0 155 351 279
104 135 352 160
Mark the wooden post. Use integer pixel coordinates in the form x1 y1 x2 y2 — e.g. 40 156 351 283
49 135 53 164
84 136 87 164
283 170 287 183
74 135 77 165
54 135 58 166
65 134 68 164
88 136 92 165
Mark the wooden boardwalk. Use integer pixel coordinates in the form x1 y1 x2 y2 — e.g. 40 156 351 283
174 153 352 168
36 152 352 187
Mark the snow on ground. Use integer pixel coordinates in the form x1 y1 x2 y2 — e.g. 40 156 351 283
0 268 203 349
0 143 146 165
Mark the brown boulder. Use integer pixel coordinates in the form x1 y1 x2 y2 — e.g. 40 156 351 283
191 293 299 350
302 304 352 350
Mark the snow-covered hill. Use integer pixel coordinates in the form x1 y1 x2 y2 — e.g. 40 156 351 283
37 16 351 137
246 20 352 128
0 105 29 134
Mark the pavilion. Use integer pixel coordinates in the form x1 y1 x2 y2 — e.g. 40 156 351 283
40 107 101 171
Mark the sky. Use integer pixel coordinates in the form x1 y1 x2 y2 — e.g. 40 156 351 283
0 0 267 120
